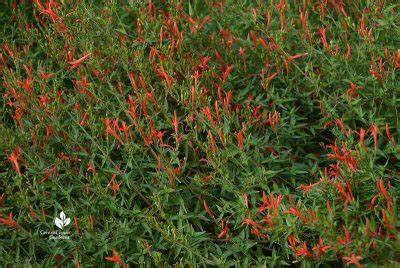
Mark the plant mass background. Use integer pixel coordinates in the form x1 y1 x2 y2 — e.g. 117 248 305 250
0 0 399 266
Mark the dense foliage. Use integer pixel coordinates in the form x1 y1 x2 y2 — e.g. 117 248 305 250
1 0 399 266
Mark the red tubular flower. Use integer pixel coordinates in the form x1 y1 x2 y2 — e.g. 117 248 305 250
296 242 313 258
0 212 19 230
108 174 122 200
191 86 197 107
257 191 270 214
334 181 353 206
223 91 232 111
214 101 221 125
104 249 125 267
222 65 234 82
318 0 326 18
395 49 400 70
9 153 21 175
120 121 132 141
381 209 394 230
192 71 200 88
327 140 358 172
288 207 309 223
264 71 279 83
173 110 179 136
142 99 149 118
276 0 285 31
148 0 155 18
369 193 379 210
327 140 343 160
203 106 215 128
385 123 394 144
40 166 55 183
243 194 249 208
338 226 351 245
105 118 123 144
68 53 90 69
318 27 330 52
203 200 214 218
241 218 266 231
283 58 290 77
30 208 41 221
173 159 185 175
288 53 308 62
359 128 366 149
249 31 257 49
203 175 212 183
125 95 139 126
218 221 229 238
251 226 269 239
344 180 354 201
3 43 15 58
342 254 362 268
346 82 362 100
266 10 271 30
80 113 88 126
257 37 267 48
214 49 225 64
237 130 244 150
360 9 367 37
45 125 52 144
258 192 282 215
87 163 96 175
297 179 322 193
288 235 299 251
156 155 163 173
335 118 349 137
364 218 372 236
208 130 217 153
299 10 309 39
326 200 332 214
145 240 152 255
260 213 274 228
272 194 282 215
128 71 139 93
145 91 160 110
346 43 351 61
268 111 279 131
40 71 55 80
378 178 392 210
157 66 173 93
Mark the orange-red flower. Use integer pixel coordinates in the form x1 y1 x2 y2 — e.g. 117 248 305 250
108 174 122 200
288 207 309 223
370 125 378 151
385 123 394 144
0 212 19 230
378 178 392 210
203 200 214 218
218 221 229 238
297 179 322 193
342 254 362 268
237 131 244 150
104 249 125 267
295 242 313 258
68 53 90 69
8 148 24 175
312 238 331 257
